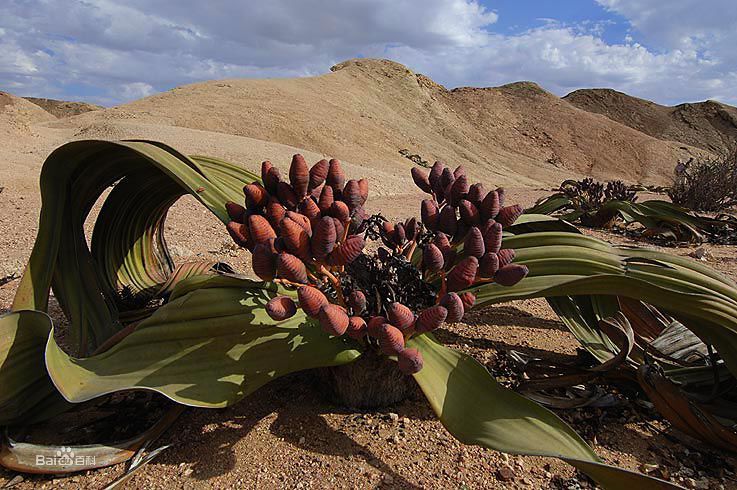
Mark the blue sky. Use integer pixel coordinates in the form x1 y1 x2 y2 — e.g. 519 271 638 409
1 0 735 106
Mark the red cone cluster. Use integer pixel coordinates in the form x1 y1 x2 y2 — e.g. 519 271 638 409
412 160 529 291
225 154 367 285
225 155 530 376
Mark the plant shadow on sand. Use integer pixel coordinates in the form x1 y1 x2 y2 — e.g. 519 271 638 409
147 371 433 488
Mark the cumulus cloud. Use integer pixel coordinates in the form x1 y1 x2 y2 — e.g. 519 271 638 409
0 0 734 106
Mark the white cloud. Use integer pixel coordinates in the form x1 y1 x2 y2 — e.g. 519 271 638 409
0 0 735 106
121 82 154 100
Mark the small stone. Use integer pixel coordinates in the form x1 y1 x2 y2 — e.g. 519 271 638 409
383 474 394 484
689 247 712 261
183 468 194 477
5 475 24 488
401 417 410 425
299 436 306 444
497 465 515 482
388 412 399 422
693 478 710 490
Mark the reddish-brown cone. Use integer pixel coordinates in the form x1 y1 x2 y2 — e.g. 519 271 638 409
343 180 362 210
398 348 424 374
415 305 448 333
478 252 500 278
446 256 479 292
467 183 486 207
347 290 367 314
440 292 464 322
405 217 419 241
318 185 334 213
309 159 329 190
252 243 277 280
497 204 524 227
438 206 458 236
244 183 268 209
387 302 415 331
367 316 388 338
378 324 405 355
441 167 455 189
226 221 251 248
496 187 506 207
433 233 456 265
458 199 481 226
357 178 369 205
328 235 365 266
393 223 406 246
333 218 345 244
297 286 328 317
411 167 432 193
286 211 312 236
346 316 367 340
497 248 516 268
318 304 349 336
459 292 476 312
266 296 297 321
422 243 444 272
484 222 503 254
453 165 467 179
226 202 246 223
312 216 337 261
329 201 350 223
265 198 286 228
494 264 529 286
277 253 308 283
276 181 298 210
464 227 485 258
449 174 469 206
248 215 276 245
480 190 500 220
299 197 321 221
421 199 439 231
262 161 281 195
288 154 309 199
280 217 311 260
429 161 444 189
327 159 346 194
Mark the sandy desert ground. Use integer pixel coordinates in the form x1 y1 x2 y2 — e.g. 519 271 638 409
1 59 737 489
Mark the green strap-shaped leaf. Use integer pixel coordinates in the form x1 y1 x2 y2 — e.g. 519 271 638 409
526 193 733 243
410 335 679 489
45 279 361 407
12 140 259 355
473 232 737 378
0 311 71 425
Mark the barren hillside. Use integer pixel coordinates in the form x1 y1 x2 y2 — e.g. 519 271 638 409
565 88 737 155
24 97 103 118
57 59 703 186
0 91 55 136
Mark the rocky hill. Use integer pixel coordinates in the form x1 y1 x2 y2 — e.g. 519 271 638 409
58 59 704 187
565 88 737 155
24 97 103 118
